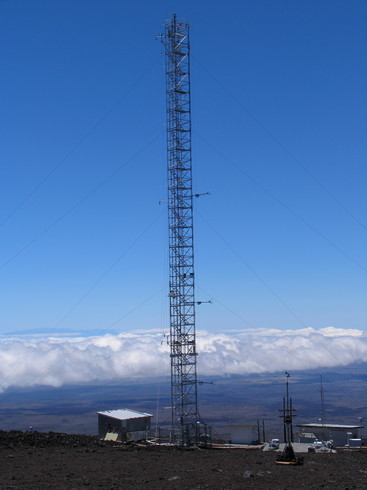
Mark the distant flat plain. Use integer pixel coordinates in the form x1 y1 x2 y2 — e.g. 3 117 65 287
1 364 366 441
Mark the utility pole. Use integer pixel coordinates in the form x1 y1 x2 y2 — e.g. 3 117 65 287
161 14 202 446
279 372 297 444
320 374 326 424
276 372 303 464
320 374 327 440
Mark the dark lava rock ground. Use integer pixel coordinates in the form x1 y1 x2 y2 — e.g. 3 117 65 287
1 430 366 489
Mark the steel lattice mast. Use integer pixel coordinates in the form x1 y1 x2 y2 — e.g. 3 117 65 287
162 14 199 445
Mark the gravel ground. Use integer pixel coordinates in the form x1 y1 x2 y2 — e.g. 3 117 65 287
1 431 366 489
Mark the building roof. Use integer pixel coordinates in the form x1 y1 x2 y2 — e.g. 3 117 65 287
297 423 363 430
97 409 153 421
299 433 317 438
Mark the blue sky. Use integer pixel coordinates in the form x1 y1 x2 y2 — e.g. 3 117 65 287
1 0 366 338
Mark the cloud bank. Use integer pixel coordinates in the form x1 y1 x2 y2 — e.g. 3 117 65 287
0 327 366 392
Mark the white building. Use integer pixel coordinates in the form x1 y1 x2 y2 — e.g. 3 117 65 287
297 423 363 447
97 409 153 442
229 424 259 445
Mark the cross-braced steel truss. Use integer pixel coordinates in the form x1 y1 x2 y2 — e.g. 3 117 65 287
162 14 199 446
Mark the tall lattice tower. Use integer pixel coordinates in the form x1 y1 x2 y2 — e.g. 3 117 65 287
161 14 200 446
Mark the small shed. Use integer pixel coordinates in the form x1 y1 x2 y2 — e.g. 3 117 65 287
229 424 259 445
297 423 363 447
97 409 153 442
298 432 317 444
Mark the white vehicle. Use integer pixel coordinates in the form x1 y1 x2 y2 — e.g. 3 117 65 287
309 440 334 452
269 438 280 449
313 440 324 448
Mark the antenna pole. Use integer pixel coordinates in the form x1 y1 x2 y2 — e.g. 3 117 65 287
320 374 326 440
277 373 303 465
279 372 297 445
320 374 326 425
161 14 199 446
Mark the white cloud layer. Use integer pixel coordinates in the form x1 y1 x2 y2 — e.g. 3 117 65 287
0 327 366 392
